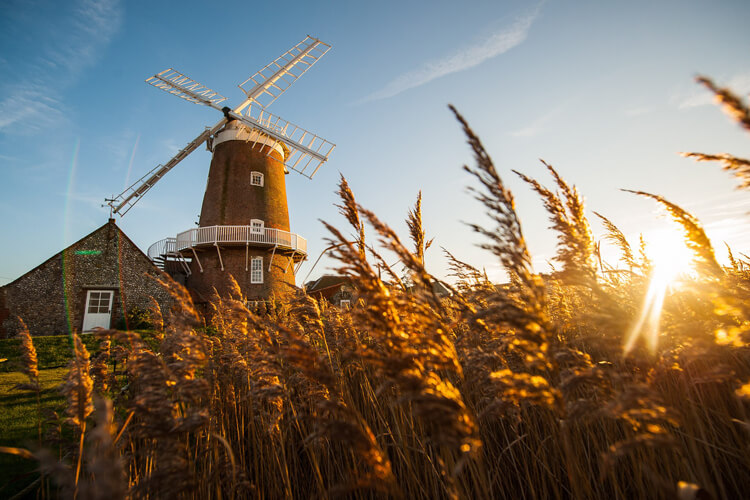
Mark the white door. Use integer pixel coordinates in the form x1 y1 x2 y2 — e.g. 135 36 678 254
82 290 113 331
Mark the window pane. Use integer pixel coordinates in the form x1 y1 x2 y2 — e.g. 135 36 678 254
251 257 263 283
88 291 112 314
100 292 111 313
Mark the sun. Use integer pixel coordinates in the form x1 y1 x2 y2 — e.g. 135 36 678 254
624 227 694 355
644 227 695 286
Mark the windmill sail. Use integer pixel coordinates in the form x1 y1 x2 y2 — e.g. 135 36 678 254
238 36 331 109
146 70 228 107
232 104 335 179
109 125 219 215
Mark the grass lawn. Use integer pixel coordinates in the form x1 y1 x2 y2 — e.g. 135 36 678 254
0 333 98 373
0 331 157 498
0 368 68 498
0 331 159 373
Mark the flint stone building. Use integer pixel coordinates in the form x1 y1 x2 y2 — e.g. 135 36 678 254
0 219 173 338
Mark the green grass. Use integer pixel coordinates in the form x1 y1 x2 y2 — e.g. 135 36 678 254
0 333 98 373
0 331 160 373
0 330 159 497
0 368 68 498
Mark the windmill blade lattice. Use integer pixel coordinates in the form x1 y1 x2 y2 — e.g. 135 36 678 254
238 36 331 109
146 69 228 107
235 103 335 178
110 126 217 215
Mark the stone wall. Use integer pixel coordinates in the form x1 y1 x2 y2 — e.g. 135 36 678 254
0 220 174 338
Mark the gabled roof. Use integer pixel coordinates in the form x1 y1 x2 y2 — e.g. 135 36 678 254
305 275 353 293
1 219 160 288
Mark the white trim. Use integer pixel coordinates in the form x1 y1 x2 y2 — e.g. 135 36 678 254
212 124 286 158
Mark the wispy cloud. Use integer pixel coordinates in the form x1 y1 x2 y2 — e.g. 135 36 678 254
0 0 123 133
673 72 750 110
358 7 540 103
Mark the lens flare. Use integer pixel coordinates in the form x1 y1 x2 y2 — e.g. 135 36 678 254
63 138 81 339
624 228 693 354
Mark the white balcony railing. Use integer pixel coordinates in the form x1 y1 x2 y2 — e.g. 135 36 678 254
148 237 177 260
148 225 307 262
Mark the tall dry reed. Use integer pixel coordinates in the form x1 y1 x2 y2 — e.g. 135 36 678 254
6 76 750 500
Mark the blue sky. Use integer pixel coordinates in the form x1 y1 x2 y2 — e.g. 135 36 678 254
2 0 750 286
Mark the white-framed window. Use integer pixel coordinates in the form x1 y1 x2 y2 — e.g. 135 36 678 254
339 299 351 309
250 257 263 283
251 171 264 187
86 291 113 314
250 219 264 235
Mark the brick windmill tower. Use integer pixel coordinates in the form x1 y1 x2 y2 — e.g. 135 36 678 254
107 37 334 302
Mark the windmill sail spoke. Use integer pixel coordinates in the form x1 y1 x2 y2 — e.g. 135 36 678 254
109 123 224 215
230 104 335 179
146 69 228 109
237 36 331 109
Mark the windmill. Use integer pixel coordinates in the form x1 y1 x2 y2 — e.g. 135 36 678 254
107 36 334 302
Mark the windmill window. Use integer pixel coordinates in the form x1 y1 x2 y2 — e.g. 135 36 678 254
250 257 263 283
251 171 264 187
339 299 351 309
250 219 264 234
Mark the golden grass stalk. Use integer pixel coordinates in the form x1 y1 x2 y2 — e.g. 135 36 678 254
80 398 127 500
450 105 556 379
59 332 94 496
90 339 110 394
406 191 433 266
594 211 637 271
443 247 493 294
324 178 483 462
336 174 367 261
624 190 723 278
16 317 39 385
448 105 539 300
147 295 165 332
681 151 750 190
62 333 94 429
514 161 598 286
696 75 750 132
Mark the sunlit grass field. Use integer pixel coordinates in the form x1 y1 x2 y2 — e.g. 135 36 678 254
0 368 67 498
2 77 750 499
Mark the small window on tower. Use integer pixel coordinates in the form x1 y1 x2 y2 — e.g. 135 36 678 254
250 257 263 283
250 219 264 235
251 171 264 187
